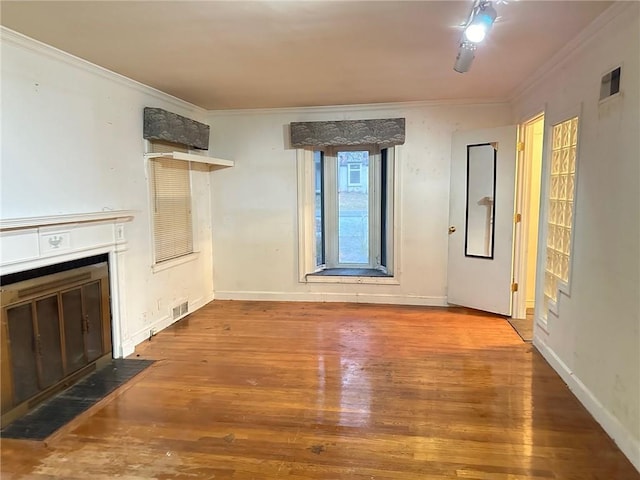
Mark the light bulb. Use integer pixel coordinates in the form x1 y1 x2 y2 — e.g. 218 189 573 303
464 24 487 43
464 3 497 44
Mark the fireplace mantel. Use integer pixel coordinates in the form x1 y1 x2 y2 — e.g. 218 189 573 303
0 210 134 232
0 210 135 358
0 210 134 274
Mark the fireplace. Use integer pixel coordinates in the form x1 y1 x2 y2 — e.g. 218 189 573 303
1 255 112 427
0 210 134 427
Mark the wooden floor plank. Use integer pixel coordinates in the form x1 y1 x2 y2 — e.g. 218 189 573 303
1 300 637 479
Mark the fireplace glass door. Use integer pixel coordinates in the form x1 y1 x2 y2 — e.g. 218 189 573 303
1 260 111 427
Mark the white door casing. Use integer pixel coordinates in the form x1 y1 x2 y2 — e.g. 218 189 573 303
447 126 518 315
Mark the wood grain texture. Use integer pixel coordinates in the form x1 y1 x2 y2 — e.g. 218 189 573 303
1 300 637 479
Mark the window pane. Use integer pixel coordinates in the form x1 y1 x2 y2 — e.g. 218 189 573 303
337 151 369 264
314 151 324 266
380 148 388 267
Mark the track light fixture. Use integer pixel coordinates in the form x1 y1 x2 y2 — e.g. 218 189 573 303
454 41 477 74
454 0 497 73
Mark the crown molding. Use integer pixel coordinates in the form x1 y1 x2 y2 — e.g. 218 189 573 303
205 97 511 118
508 1 639 105
0 27 207 117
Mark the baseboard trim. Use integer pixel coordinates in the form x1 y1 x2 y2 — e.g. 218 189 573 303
213 290 448 307
121 292 215 358
533 334 640 472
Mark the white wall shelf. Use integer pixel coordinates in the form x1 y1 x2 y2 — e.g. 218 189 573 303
144 152 234 170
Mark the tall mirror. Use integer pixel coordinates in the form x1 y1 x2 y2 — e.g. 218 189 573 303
465 143 497 258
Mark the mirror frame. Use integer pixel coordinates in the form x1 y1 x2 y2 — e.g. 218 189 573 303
464 143 497 259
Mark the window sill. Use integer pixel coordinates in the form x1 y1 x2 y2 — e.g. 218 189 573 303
152 251 200 273
305 269 399 285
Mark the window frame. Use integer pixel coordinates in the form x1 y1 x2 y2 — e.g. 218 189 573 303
296 146 400 285
541 114 580 320
534 105 583 331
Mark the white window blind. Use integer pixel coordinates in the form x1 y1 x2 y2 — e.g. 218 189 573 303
149 142 193 263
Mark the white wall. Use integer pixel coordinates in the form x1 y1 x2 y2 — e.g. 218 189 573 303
0 29 216 356
205 102 511 305
512 3 639 469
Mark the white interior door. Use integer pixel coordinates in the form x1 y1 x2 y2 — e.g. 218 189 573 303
447 125 517 315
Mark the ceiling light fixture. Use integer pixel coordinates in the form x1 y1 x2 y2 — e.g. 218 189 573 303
454 0 498 73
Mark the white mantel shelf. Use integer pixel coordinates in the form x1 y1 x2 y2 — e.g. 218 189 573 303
0 210 135 231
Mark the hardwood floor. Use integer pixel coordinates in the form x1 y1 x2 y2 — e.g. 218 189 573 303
1 301 637 479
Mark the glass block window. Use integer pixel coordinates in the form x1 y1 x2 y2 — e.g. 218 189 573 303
543 117 578 315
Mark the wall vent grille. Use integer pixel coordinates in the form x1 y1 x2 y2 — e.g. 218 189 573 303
172 301 189 320
600 66 621 101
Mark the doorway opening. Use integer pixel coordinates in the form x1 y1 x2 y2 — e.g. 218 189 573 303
511 114 545 339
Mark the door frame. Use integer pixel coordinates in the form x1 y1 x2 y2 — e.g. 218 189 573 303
512 112 545 320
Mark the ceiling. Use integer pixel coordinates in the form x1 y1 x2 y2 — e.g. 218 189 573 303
1 1 612 110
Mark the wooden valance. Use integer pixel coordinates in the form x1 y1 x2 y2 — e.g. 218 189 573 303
290 118 405 148
143 107 210 150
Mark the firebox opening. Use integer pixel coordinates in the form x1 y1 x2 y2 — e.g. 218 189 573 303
0 253 109 287
1 253 113 428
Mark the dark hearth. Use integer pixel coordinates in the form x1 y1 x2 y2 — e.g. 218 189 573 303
1 359 154 440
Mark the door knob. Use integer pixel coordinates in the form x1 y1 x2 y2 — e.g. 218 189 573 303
448 226 456 234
